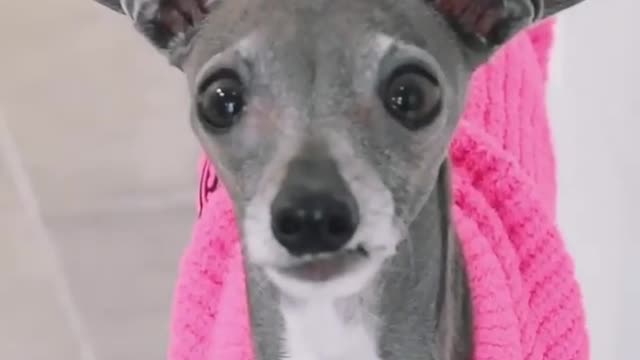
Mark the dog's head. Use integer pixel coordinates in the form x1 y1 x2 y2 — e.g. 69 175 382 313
106 0 583 299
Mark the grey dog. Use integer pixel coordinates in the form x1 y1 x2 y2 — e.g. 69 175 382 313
93 0 585 359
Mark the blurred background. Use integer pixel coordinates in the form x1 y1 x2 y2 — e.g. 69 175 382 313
0 0 637 359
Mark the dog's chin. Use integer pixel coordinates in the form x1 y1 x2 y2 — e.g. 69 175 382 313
263 248 388 300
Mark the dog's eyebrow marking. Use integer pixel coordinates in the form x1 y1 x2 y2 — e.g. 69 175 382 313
194 32 260 86
373 33 396 54
375 32 442 64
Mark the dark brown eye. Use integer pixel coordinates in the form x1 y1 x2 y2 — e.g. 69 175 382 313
382 65 442 130
197 70 246 131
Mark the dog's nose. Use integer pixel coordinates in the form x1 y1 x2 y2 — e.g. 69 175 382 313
271 192 358 255
271 157 359 256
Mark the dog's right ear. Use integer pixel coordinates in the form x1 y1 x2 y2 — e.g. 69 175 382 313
435 0 585 64
94 0 212 67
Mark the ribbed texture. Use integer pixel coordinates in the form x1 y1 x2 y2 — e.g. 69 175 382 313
168 21 590 360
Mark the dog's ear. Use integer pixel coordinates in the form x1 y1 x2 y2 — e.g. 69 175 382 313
435 0 585 63
94 0 212 68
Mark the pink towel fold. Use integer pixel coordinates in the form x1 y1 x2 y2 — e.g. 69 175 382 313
168 21 590 360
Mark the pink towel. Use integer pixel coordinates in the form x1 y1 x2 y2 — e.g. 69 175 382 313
168 21 590 360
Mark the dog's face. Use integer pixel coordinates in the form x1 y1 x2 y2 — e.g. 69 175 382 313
183 0 475 298
103 0 583 299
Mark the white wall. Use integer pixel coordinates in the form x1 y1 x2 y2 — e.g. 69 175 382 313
549 1 639 359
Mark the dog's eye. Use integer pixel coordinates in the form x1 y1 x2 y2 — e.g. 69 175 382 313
381 65 442 130
197 70 246 131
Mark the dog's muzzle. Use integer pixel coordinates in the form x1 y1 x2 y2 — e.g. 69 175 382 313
270 156 360 256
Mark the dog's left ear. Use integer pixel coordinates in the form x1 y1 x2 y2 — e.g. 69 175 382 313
435 0 585 64
94 0 212 68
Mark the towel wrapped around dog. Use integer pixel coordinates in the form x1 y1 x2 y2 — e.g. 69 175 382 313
168 21 590 360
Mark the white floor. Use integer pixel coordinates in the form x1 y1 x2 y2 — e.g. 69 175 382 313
0 1 637 359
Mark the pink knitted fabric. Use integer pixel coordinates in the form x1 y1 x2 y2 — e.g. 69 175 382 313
168 21 590 360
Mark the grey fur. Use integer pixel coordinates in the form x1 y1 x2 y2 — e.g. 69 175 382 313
92 0 586 359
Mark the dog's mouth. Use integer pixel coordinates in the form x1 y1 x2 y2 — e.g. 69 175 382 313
276 246 370 283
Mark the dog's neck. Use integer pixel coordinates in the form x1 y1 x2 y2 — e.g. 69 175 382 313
246 164 472 360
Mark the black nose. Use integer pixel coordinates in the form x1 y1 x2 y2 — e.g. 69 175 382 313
270 157 359 256
271 192 358 255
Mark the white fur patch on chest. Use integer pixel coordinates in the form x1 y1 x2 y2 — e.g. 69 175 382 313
281 301 380 360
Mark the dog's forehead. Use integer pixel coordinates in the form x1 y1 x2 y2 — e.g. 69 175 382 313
185 0 454 78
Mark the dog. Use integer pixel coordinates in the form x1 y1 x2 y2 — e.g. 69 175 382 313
94 0 585 359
